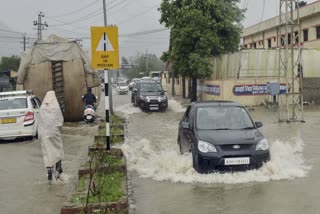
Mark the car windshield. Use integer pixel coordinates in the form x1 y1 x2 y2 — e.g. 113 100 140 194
140 83 162 92
0 98 27 110
196 106 254 130
119 82 127 86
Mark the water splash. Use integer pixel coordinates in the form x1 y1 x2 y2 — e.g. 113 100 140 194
115 103 142 115
120 138 311 184
168 99 186 113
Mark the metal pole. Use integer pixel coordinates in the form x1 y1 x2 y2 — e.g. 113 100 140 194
103 0 111 150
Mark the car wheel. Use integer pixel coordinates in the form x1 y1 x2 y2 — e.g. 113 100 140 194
192 148 203 173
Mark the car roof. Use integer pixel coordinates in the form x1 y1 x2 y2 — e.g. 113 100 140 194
138 79 158 83
191 100 242 107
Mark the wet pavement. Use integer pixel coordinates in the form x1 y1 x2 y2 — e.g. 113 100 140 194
114 93 320 214
0 112 98 213
1 88 320 214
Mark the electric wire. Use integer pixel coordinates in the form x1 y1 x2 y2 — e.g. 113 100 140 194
47 0 100 18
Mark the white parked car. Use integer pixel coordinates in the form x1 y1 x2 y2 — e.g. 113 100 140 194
0 90 40 140
117 81 129 95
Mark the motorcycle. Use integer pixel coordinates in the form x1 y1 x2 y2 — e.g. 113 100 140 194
83 105 95 123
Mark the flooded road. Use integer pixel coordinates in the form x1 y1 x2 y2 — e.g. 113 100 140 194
0 114 98 213
113 92 320 214
1 89 319 214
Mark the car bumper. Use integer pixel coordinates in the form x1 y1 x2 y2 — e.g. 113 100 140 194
196 150 270 172
0 125 35 140
118 90 128 94
139 100 168 111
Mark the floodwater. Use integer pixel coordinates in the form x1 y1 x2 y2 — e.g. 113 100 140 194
1 90 320 214
114 93 320 214
0 114 98 213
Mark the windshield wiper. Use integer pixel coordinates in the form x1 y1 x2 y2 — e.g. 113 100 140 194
212 128 231 130
241 127 255 129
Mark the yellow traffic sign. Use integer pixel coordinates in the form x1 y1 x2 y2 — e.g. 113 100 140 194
91 26 119 69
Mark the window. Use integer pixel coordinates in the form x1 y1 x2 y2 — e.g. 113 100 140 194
253 43 257 49
0 98 27 110
268 39 272 48
30 98 39 109
288 33 291 45
303 29 308 41
316 26 320 39
294 31 299 44
280 35 284 46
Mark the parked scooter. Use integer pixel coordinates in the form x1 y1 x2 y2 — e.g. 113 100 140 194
83 105 95 123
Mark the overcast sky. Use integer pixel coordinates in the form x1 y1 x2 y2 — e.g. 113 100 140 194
0 0 318 60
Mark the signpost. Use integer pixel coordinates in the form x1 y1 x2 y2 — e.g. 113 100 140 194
91 26 119 150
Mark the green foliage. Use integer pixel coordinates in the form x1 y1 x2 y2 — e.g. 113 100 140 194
0 55 21 71
159 0 244 79
71 172 124 204
121 56 129 65
125 52 165 80
84 155 124 168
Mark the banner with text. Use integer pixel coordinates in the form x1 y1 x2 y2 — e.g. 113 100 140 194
233 84 286 96
197 84 221 96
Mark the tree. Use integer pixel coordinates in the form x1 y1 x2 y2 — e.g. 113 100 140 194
125 52 165 80
0 55 21 71
121 56 129 65
159 0 244 101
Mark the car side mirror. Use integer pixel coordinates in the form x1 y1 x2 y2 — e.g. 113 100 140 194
255 121 263 128
181 121 190 129
160 91 165 95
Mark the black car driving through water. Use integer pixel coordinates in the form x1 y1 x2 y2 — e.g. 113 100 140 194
131 79 168 111
178 101 270 173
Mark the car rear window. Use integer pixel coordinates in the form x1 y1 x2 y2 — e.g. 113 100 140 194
140 83 162 92
0 98 27 110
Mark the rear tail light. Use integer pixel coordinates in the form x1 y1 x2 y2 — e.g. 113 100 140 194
24 111 34 122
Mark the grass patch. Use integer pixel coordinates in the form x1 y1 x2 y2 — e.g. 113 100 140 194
84 155 124 168
98 126 123 136
70 172 124 204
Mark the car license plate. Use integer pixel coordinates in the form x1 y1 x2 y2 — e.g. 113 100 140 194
150 107 159 110
0 118 17 124
224 157 250 165
86 115 93 120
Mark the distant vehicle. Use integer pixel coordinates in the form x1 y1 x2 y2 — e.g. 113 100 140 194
117 81 129 95
83 105 95 123
149 71 162 82
131 79 168 111
0 90 40 140
128 78 139 91
178 101 270 173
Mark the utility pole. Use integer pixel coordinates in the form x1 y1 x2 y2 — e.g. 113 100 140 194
33 11 48 41
103 0 111 151
145 49 149 75
277 0 304 122
103 0 114 116
20 33 29 51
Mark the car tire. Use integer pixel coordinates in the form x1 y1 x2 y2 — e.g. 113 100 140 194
192 148 203 173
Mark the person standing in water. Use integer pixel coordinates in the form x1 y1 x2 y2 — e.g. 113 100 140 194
38 91 64 181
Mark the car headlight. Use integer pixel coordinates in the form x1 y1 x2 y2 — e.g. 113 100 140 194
198 140 217 153
256 138 269 151
161 96 167 101
140 95 146 100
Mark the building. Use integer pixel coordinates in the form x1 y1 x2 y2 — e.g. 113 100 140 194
242 1 320 49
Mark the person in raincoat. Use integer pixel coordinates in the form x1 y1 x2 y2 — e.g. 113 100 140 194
38 91 64 181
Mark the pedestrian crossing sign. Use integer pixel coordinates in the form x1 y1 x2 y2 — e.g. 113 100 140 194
91 26 119 69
